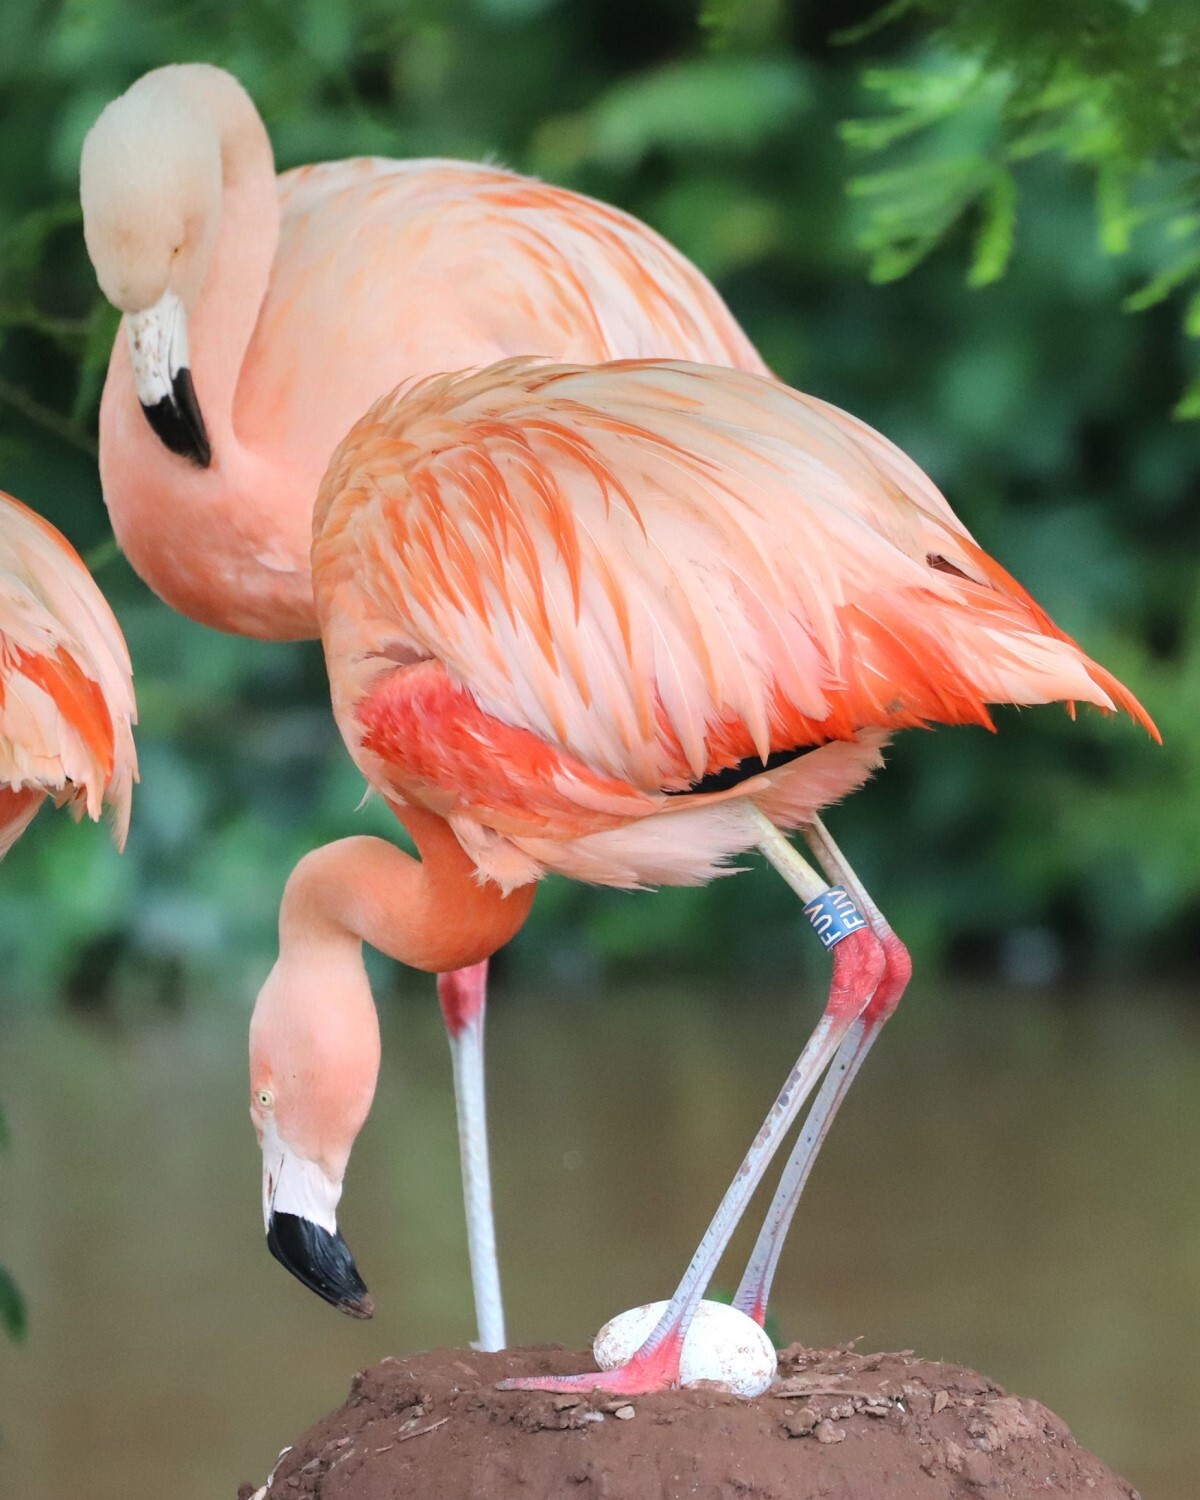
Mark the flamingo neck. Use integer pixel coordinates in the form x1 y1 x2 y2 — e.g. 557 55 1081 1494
279 807 534 973
97 69 320 639
181 69 279 443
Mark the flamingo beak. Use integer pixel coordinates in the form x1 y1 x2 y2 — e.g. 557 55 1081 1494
261 1130 374 1319
125 290 211 467
266 1212 375 1319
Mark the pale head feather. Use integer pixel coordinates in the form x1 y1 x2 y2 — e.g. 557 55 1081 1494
80 64 260 313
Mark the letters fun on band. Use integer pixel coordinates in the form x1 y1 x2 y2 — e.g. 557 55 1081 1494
802 886 868 950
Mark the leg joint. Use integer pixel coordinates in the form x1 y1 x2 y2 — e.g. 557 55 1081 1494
826 928 887 1021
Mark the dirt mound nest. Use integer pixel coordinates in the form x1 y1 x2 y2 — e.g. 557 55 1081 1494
239 1342 1139 1500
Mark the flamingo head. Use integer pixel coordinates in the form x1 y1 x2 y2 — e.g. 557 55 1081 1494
80 69 223 467
249 951 381 1319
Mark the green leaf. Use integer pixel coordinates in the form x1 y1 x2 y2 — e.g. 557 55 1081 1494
1124 250 1200 312
840 110 934 154
0 1266 26 1343
72 299 121 427
968 170 1017 286
584 57 810 166
0 201 83 291
1167 211 1200 241
831 0 916 48
849 155 997 284
1173 376 1200 419
1096 162 1135 254
698 0 785 50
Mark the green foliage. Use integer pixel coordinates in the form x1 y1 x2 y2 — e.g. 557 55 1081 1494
699 0 788 52
0 1100 23 1342
838 1 1200 412
0 0 1186 1017
545 56 811 168
0 1266 25 1343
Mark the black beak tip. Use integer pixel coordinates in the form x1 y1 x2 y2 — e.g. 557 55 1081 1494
266 1211 374 1319
344 1290 376 1321
140 367 211 468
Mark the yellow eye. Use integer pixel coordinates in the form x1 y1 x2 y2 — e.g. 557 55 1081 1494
256 1088 274 1110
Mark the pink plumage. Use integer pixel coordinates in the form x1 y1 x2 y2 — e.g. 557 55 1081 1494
314 358 1155 891
84 66 765 640
86 69 1154 1363
0 492 137 856
293 356 1155 1392
81 63 768 1349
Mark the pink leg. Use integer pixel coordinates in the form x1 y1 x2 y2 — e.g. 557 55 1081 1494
733 933 909 1324
500 853 886 1397
438 960 507 1351
734 815 909 1325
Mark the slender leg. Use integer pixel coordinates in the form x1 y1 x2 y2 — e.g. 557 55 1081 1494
733 816 911 1324
439 960 507 1352
500 811 886 1394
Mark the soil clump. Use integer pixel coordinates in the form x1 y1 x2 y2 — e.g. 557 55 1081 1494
238 1341 1139 1500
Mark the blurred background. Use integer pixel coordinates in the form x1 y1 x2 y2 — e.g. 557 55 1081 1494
0 1 1196 1497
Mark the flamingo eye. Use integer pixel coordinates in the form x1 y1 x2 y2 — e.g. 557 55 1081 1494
256 1088 274 1110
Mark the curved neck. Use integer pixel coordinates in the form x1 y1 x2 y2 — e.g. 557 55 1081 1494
96 69 314 640
180 68 279 442
279 806 535 973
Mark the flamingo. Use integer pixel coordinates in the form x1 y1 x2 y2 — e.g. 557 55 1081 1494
246 357 1155 1391
80 63 766 1348
0 491 136 859
79 63 765 642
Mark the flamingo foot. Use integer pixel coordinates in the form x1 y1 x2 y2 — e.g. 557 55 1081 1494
498 1328 685 1395
500 1299 776 1396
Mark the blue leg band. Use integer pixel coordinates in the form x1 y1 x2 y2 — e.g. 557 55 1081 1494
802 886 868 949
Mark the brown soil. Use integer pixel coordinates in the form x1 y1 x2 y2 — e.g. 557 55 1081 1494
238 1342 1140 1500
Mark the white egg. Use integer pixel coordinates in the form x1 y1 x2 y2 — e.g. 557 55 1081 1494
593 1299 777 1398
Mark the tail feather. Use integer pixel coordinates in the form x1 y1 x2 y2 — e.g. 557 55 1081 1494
1078 655 1160 742
951 537 1158 741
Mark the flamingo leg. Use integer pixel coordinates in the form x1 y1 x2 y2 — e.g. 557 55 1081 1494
439 960 507 1351
499 813 886 1394
733 816 911 1325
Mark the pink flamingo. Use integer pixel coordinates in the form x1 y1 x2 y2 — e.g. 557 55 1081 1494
246 358 1154 1390
80 64 766 1348
0 491 136 858
80 64 765 641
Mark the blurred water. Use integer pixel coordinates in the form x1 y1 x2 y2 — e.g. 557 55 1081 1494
0 983 1196 1499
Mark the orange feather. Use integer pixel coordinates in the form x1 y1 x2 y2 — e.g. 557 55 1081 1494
314 359 1155 891
0 491 137 852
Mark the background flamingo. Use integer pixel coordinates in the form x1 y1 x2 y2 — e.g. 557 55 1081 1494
244 357 1153 1391
0 491 136 860
80 62 767 1350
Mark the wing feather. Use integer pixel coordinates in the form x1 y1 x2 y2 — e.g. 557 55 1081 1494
244 159 769 484
0 493 137 849
314 359 1155 849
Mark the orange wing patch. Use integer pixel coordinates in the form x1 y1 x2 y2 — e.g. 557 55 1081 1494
357 660 655 840
323 360 1157 824
14 647 117 778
